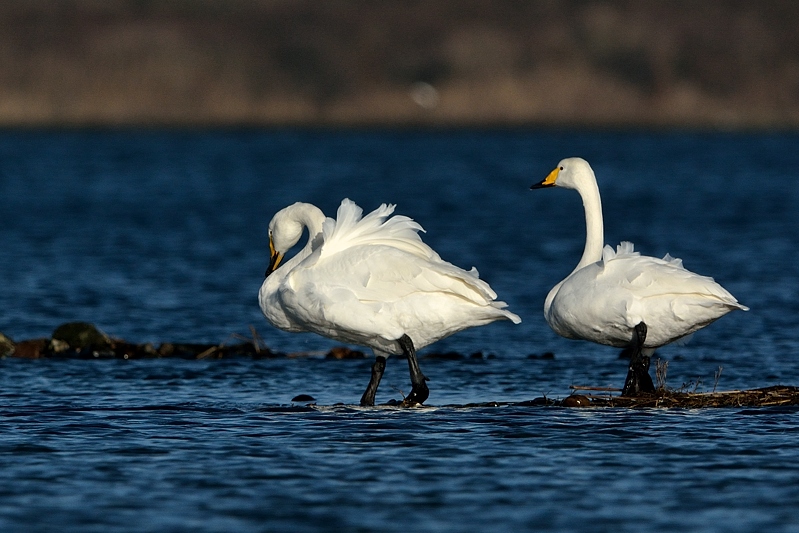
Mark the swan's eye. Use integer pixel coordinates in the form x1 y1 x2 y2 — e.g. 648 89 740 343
559 166 564 171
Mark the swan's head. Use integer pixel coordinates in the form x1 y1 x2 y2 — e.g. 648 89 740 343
266 202 324 277
531 157 595 192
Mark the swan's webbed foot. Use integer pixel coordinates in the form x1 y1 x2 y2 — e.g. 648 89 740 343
622 322 656 397
398 334 429 407
401 381 430 407
360 356 386 407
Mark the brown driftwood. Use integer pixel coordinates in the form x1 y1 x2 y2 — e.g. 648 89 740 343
580 386 799 408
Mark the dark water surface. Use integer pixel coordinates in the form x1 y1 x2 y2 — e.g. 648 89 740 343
1 130 798 531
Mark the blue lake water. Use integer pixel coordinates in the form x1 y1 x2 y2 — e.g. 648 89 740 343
0 129 798 532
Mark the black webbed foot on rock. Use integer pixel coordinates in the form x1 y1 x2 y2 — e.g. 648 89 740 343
398 334 429 406
400 380 430 407
622 322 656 396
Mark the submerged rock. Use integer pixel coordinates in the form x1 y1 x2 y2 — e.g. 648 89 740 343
157 343 217 359
325 347 366 359
111 342 159 360
515 397 557 406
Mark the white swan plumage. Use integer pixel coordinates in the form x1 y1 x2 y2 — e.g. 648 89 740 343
532 157 747 395
259 198 521 406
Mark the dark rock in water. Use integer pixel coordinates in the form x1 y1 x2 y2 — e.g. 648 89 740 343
52 322 111 350
225 342 271 358
250 346 285 359
12 339 48 359
325 347 367 359
461 401 501 407
48 338 70 354
469 352 484 359
154 343 213 359
527 352 555 360
0 333 14 357
174 343 218 359
424 351 463 360
561 394 591 407
157 343 175 357
111 342 159 359
291 394 316 402
153 341 284 359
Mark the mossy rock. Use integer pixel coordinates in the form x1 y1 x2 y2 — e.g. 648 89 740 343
52 322 111 349
0 332 14 357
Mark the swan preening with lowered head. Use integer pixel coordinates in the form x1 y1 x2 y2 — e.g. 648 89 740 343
259 198 521 406
532 157 748 396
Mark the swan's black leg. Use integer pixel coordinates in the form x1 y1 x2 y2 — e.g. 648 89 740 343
398 334 429 406
360 356 386 406
621 322 655 396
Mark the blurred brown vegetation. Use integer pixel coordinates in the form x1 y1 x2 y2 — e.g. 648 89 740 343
1 0 798 128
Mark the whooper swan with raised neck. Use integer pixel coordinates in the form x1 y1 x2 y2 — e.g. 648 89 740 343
531 157 747 396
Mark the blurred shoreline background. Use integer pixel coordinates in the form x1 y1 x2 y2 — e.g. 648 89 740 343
2 0 798 129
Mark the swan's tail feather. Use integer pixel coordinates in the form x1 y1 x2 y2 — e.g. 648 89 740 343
493 302 522 324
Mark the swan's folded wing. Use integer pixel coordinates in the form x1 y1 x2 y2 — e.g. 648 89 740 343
601 252 748 316
283 244 519 338
312 245 497 304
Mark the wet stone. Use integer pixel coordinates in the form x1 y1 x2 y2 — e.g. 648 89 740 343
49 338 70 353
424 351 463 360
291 394 316 402
111 342 159 359
561 394 591 407
52 322 111 350
157 343 175 357
12 339 48 359
0 332 14 357
223 342 264 358
153 343 214 359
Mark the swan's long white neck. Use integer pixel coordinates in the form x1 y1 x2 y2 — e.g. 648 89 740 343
277 206 326 276
573 171 605 273
544 165 605 315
